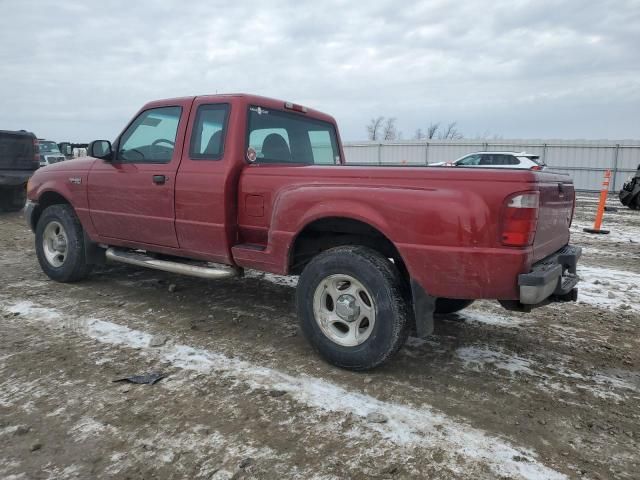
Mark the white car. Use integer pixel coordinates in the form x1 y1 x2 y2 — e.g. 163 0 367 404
431 152 545 170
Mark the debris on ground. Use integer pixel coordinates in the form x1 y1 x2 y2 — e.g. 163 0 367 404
112 372 166 385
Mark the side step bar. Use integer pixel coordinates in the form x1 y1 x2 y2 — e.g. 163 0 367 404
105 248 240 280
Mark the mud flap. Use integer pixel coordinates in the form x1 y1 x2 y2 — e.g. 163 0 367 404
84 230 106 265
410 279 436 339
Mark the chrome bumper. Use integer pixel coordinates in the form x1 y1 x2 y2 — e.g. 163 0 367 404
518 245 582 305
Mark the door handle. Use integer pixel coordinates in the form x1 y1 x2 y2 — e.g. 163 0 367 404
153 175 166 185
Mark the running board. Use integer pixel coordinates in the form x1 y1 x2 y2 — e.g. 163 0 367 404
105 248 240 280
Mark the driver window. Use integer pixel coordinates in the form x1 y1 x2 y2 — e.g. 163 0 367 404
118 106 182 163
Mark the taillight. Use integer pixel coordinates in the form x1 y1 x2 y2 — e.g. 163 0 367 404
500 192 539 247
530 165 543 171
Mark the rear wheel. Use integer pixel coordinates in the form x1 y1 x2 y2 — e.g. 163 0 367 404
435 298 474 314
35 204 92 282
297 246 409 370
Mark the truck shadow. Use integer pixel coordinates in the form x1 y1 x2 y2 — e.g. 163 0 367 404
86 263 554 380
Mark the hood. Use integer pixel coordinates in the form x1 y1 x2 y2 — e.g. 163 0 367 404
36 155 97 172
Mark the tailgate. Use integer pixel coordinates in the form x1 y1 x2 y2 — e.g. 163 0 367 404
532 172 574 262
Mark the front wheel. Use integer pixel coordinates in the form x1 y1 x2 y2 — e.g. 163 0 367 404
296 246 409 370
35 204 93 282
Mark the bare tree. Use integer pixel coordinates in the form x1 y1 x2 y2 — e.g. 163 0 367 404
366 117 385 141
414 122 445 140
374 118 466 141
382 117 397 141
438 122 463 140
426 122 440 139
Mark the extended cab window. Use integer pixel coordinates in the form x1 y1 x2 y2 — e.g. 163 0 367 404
189 104 230 160
247 107 340 165
118 106 182 163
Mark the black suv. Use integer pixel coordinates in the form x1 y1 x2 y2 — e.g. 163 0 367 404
0 129 39 212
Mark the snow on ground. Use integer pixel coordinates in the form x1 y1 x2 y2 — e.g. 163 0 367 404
571 222 638 243
577 266 640 313
455 346 639 401
3 299 566 480
74 416 279 479
457 347 536 375
245 270 299 287
458 308 532 327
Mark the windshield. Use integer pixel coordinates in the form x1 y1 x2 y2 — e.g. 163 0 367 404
38 141 60 153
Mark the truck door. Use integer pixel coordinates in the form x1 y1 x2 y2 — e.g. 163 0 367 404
87 100 191 247
173 100 235 264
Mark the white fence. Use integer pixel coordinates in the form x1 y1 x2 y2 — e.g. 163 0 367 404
342 139 640 192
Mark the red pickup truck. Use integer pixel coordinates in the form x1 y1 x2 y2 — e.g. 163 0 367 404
25 94 581 370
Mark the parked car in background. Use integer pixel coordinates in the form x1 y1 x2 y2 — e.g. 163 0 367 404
58 142 89 160
0 129 39 211
431 151 545 170
38 139 66 166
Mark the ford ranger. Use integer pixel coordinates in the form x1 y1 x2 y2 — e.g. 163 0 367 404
25 94 581 370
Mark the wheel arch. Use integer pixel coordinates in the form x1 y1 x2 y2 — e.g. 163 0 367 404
30 190 72 231
288 216 409 283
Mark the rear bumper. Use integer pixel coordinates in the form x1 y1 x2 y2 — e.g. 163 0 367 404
518 245 581 305
0 171 33 186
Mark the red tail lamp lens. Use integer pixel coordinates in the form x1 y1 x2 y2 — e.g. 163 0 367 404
501 192 539 247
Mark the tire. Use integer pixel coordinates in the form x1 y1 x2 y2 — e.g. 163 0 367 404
435 298 474 314
35 204 93 282
296 246 409 370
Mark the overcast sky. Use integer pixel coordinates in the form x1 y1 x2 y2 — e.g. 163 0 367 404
1 0 639 142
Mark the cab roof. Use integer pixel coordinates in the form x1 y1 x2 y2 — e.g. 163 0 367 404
142 93 337 124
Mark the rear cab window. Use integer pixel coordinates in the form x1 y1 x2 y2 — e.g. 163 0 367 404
247 106 340 165
189 104 230 160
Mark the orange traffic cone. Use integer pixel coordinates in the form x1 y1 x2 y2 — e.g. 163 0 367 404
583 170 611 234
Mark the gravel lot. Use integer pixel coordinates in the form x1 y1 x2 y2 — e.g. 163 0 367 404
1 193 639 479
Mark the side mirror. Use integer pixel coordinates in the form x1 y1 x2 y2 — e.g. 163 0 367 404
88 140 113 161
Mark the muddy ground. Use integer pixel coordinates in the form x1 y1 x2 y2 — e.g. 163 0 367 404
0 193 639 480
